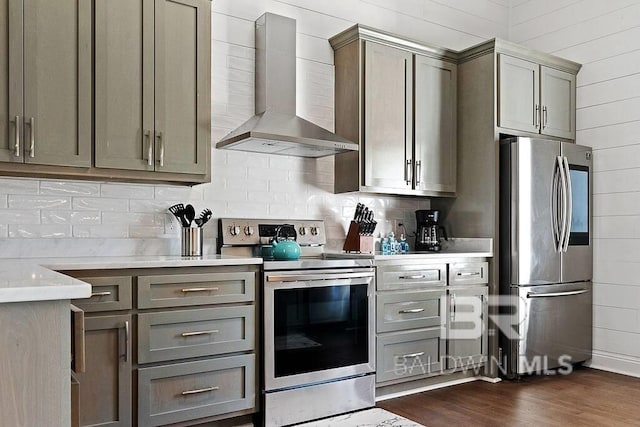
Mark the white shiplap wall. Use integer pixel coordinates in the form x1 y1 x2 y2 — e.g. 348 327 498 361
0 0 508 257
510 0 640 376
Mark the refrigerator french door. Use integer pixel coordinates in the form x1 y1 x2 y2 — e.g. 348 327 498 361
499 137 592 377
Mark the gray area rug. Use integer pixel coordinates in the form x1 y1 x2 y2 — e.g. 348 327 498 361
295 407 425 426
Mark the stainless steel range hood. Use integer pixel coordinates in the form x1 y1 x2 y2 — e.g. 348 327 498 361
215 13 359 158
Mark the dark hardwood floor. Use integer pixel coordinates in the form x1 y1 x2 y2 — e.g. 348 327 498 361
378 367 640 426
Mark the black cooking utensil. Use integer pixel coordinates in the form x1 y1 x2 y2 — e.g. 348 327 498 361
168 203 190 227
195 208 212 227
184 204 196 227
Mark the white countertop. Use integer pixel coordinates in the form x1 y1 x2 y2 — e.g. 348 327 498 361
326 238 494 260
0 255 262 304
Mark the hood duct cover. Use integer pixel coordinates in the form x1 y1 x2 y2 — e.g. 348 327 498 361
215 13 359 158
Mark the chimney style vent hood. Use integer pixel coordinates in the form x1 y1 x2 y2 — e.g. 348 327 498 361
215 13 359 158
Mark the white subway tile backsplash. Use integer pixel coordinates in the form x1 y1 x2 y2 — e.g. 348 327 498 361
0 210 41 224
9 224 71 238
154 185 204 201
129 226 169 238
73 225 129 238
0 224 7 237
102 212 164 226
0 195 6 209
73 197 129 212
41 211 101 225
0 178 38 194
8 195 71 210
39 181 101 196
101 183 154 200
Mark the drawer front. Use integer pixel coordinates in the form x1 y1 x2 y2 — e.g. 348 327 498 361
377 290 445 333
378 264 447 291
73 276 132 312
138 272 255 309
138 306 255 364
449 262 488 286
138 355 256 426
376 329 444 383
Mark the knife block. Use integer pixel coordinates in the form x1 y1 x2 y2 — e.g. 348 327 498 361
343 221 374 253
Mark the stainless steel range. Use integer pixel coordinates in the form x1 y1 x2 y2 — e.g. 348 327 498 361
218 218 376 426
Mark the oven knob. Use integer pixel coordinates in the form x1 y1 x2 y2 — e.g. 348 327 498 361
229 225 241 236
244 226 254 236
310 226 319 236
299 227 307 236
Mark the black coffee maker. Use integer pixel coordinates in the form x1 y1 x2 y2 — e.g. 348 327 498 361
415 210 448 252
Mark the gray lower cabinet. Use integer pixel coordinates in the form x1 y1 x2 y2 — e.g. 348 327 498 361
75 314 132 427
95 0 209 176
1 0 91 167
138 355 256 427
74 276 133 313
447 286 489 370
377 289 445 333
377 329 444 383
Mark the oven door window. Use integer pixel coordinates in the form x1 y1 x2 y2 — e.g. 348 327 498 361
273 284 369 378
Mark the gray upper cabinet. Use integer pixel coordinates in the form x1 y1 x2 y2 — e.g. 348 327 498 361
1 0 91 167
498 53 576 140
95 0 209 176
414 55 457 194
331 26 458 197
363 41 412 191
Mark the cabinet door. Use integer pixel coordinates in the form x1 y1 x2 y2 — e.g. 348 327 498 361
498 54 539 134
154 0 209 174
447 287 488 370
23 0 91 166
541 66 576 140
414 55 457 194
94 0 155 171
76 315 132 427
0 0 23 163
363 41 412 190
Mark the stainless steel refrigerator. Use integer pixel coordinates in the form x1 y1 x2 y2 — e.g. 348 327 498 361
499 137 592 378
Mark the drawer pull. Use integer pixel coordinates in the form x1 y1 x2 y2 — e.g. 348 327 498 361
457 272 481 277
181 386 219 396
399 351 424 359
180 329 219 337
399 308 425 314
399 274 427 280
91 291 112 297
181 287 220 293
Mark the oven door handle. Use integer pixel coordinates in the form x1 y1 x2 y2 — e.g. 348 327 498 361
266 272 375 282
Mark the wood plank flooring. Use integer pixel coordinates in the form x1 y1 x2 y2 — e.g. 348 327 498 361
378 367 640 426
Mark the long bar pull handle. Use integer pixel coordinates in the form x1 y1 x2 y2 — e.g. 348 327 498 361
27 117 35 158
181 386 219 396
405 159 413 185
124 320 130 362
562 156 573 252
457 272 481 277
157 131 164 167
181 287 220 293
535 104 540 128
399 308 425 314
145 130 152 166
450 293 456 321
399 352 424 359
415 160 422 185
399 274 427 280
557 155 568 252
527 289 588 298
543 106 548 129
91 291 112 297
181 330 219 337
13 115 20 157
551 158 562 252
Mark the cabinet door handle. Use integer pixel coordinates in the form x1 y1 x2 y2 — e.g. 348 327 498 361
534 104 539 128
91 291 112 297
399 308 425 314
415 160 422 185
156 131 164 167
399 351 424 359
27 117 35 158
543 106 548 129
457 272 481 277
405 159 412 185
13 115 20 157
181 329 219 337
399 274 426 280
450 293 456 321
181 386 219 396
145 130 152 166
124 320 130 362
181 287 220 293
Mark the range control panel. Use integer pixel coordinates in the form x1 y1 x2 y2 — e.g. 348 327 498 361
218 218 327 247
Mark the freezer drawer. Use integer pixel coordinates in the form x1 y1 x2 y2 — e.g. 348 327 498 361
503 282 592 377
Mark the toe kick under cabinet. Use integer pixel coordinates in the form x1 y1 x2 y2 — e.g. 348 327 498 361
67 265 259 427
375 258 489 387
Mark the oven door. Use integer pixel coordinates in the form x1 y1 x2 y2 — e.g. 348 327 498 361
263 269 375 391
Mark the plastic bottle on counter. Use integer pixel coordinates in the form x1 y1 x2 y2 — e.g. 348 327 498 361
381 237 390 255
387 232 397 254
399 234 409 254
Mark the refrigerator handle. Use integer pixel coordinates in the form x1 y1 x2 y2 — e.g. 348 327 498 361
557 156 568 252
551 158 561 252
562 156 573 252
